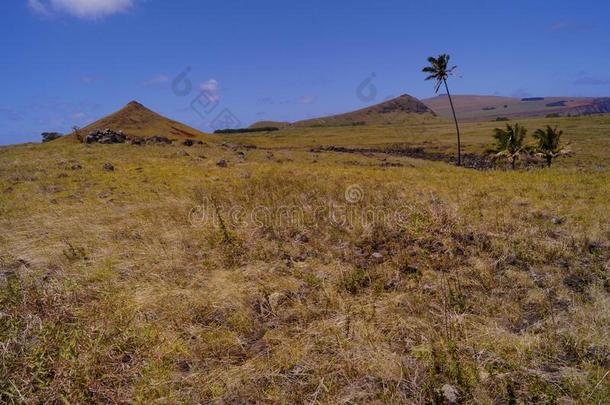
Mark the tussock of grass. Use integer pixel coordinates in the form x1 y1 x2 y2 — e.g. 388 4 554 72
1 116 609 403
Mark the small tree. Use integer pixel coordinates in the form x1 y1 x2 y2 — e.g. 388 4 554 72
41 132 61 143
72 125 82 142
533 125 568 167
493 123 527 170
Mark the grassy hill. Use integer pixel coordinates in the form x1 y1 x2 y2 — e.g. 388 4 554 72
71 101 207 140
424 94 610 121
250 94 437 129
248 120 291 129
1 114 609 403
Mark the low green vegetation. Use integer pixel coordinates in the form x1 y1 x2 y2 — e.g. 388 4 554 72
213 126 280 134
41 132 62 143
533 126 568 168
492 123 569 169
493 123 527 169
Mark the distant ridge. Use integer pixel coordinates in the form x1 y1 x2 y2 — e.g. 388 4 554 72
249 94 436 129
72 101 207 139
423 95 610 121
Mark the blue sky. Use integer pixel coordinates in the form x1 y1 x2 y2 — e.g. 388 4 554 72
2 0 610 144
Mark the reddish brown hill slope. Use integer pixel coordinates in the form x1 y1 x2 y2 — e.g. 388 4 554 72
72 101 207 139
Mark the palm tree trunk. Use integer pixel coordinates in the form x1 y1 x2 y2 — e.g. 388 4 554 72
443 79 462 166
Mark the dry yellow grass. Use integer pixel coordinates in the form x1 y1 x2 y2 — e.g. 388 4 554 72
1 115 609 403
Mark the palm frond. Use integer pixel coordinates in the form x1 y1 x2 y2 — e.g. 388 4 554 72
434 80 443 93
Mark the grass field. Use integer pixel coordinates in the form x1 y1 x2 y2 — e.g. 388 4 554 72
1 114 609 403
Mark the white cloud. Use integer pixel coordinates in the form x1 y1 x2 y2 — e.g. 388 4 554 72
28 0 135 19
299 95 315 105
142 74 170 86
199 79 220 102
27 0 51 15
70 112 87 120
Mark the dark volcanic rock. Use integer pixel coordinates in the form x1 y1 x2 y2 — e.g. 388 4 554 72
129 135 172 145
85 129 126 144
181 139 203 147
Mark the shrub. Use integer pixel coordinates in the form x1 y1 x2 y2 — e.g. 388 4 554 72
41 132 62 143
214 127 279 134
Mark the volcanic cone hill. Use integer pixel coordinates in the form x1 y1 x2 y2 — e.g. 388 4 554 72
70 101 207 140
249 94 437 129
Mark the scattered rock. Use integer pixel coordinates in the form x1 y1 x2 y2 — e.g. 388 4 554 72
85 129 126 144
551 217 563 225
384 278 399 291
103 163 115 172
0 270 16 288
176 150 189 157
380 161 404 167
371 252 384 262
586 346 610 367
130 135 173 145
587 241 606 253
42 184 62 193
440 384 459 404
176 359 192 372
268 292 286 313
289 364 306 377
182 139 203 147
506 254 518 265
422 284 437 295
71 163 82 170
398 264 418 275
295 233 309 243
216 159 228 168
248 339 269 356
563 272 593 293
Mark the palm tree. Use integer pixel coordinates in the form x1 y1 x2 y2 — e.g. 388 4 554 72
423 54 461 165
493 123 527 170
533 126 567 167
